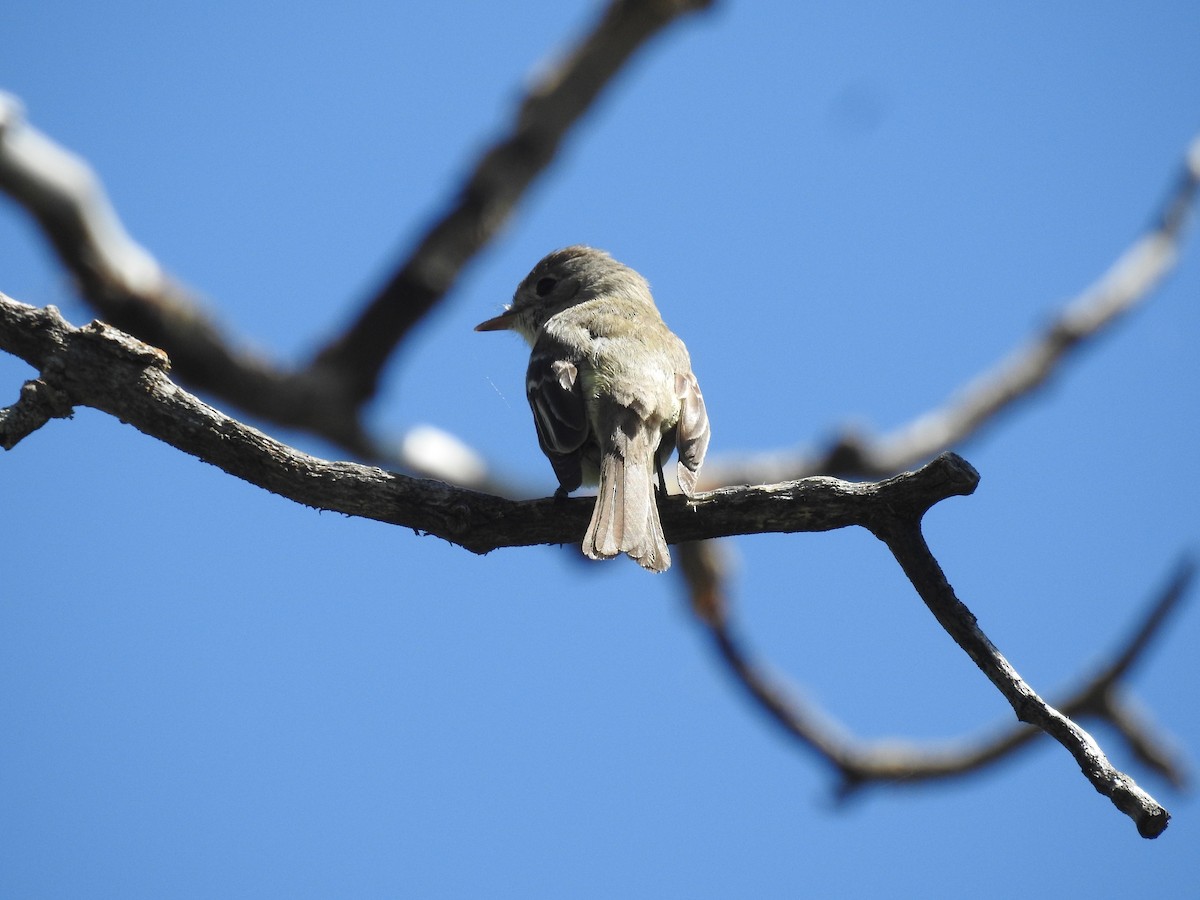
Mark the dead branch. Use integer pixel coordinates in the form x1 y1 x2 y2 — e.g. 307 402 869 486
0 0 713 455
700 132 1200 488
0 92 374 450
0 375 74 449
685 541 1189 825
4 107 1196 502
0 291 973 552
1 289 1174 835
312 0 714 403
1 4 1192 843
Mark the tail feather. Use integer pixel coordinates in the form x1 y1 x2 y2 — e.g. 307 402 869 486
583 432 670 573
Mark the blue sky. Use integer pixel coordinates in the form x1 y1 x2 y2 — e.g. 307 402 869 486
2 2 1199 897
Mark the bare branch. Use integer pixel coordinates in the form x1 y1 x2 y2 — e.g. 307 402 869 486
701 131 1200 488
1077 556 1195 694
1059 558 1194 788
0 92 372 451
1 290 1181 835
0 1 713 453
311 0 714 403
673 540 856 774
0 376 74 449
0 94 163 298
5 70 1194 502
693 557 1191 801
870 508 1170 837
0 291 973 555
674 463 1175 836
1098 690 1190 791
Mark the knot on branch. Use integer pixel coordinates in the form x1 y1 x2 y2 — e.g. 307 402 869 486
75 320 171 371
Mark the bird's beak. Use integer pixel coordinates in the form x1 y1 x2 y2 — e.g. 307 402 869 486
474 310 517 332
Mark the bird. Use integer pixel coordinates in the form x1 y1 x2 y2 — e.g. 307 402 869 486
476 245 710 572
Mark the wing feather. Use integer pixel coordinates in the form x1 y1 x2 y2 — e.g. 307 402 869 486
526 351 589 492
674 371 710 496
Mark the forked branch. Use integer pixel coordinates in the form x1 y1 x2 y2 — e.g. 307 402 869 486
700 132 1200 488
0 0 713 452
681 540 1187 839
0 290 1174 835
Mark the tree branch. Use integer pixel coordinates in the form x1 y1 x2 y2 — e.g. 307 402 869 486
700 131 1200 488
686 551 1191 799
869 507 1170 837
678 485 1178 838
311 0 714 402
2 290 1176 836
0 0 713 453
0 291 972 553
0 92 374 451
0 375 74 449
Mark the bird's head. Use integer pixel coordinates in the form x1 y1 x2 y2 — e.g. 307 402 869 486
475 245 652 342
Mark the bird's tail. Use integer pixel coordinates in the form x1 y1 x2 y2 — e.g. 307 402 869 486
583 428 669 573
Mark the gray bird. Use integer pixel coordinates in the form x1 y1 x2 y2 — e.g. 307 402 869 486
476 246 710 572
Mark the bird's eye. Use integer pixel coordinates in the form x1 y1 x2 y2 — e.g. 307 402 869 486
535 276 557 297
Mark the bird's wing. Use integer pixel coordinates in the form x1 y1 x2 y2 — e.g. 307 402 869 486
527 351 590 492
674 370 710 496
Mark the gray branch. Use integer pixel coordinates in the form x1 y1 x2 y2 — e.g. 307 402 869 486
0 0 713 455
312 0 715 403
686 547 1187 841
0 292 970 552
701 132 1200 488
0 375 74 449
870 514 1170 838
0 289 1173 836
0 93 372 451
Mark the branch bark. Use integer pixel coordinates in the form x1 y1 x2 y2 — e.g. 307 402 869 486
0 291 971 553
868 512 1170 838
1 289 1175 836
682 545 1192 791
0 375 74 449
0 0 714 452
1 7 1192 841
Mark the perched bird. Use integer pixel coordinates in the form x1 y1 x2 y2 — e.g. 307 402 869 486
476 246 710 572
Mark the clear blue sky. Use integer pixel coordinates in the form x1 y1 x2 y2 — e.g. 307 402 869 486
3 2 1199 897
